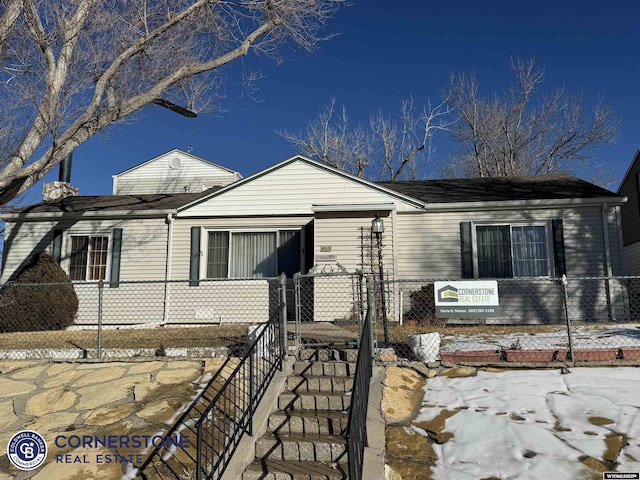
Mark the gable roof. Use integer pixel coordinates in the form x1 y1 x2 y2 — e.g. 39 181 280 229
378 174 621 204
113 148 240 177
176 154 426 213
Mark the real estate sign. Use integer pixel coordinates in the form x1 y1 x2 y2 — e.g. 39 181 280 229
434 280 500 318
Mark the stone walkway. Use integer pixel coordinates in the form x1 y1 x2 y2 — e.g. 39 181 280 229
0 358 225 480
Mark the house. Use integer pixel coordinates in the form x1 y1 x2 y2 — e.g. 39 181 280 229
0 149 627 326
618 149 640 274
111 148 242 195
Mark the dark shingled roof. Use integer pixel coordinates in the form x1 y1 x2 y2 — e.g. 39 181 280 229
9 189 220 214
7 174 620 216
377 174 619 203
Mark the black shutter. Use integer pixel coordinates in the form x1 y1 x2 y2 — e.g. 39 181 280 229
52 229 63 264
109 228 123 287
460 222 474 279
552 219 566 277
189 227 201 286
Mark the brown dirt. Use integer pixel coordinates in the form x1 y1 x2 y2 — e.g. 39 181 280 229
0 325 247 350
344 322 587 344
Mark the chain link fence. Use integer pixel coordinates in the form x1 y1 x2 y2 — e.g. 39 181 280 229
0 277 281 360
290 273 640 364
372 275 640 363
293 271 363 347
3 272 640 364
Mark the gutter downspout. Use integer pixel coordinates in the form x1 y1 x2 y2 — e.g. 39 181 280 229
615 205 626 275
162 213 174 325
602 203 615 320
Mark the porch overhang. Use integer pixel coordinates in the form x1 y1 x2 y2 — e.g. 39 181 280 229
311 203 396 213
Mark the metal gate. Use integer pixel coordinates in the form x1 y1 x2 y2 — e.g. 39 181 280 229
293 271 364 346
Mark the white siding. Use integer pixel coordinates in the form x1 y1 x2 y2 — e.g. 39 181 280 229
313 211 393 274
3 218 168 282
625 242 640 275
178 160 421 217
114 150 239 195
393 205 625 325
1 216 169 326
313 211 396 322
1 221 56 282
394 205 619 279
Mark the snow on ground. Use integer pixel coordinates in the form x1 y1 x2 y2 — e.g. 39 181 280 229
414 367 640 480
440 323 640 352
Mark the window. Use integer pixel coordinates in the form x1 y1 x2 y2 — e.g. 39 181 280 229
205 230 300 279
475 225 549 278
69 235 109 281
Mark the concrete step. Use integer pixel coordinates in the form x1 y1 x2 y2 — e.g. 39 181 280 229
278 391 351 412
242 459 348 480
267 410 349 436
296 348 359 362
286 374 353 393
255 432 347 463
293 361 355 377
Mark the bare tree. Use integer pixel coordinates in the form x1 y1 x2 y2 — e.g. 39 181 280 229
443 57 619 184
280 96 453 180
0 0 346 205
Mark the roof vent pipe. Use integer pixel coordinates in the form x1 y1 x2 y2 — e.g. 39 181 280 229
59 152 72 183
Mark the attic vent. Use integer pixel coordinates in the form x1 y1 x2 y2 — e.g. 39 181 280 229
169 157 181 169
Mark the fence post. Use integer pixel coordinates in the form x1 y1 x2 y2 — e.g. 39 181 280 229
248 354 254 436
561 275 575 365
279 273 288 365
97 280 104 360
366 276 375 352
293 272 301 346
358 270 365 336
196 420 203 480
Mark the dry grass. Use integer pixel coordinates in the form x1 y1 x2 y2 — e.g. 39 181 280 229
0 320 632 352
343 321 630 344
0 325 248 350
382 323 570 343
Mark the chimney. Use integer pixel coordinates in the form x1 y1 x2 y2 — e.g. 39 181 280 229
59 152 72 183
42 151 79 202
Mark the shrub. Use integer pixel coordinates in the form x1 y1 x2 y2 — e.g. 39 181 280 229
0 252 78 332
406 283 443 326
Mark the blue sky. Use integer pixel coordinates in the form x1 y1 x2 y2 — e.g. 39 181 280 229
28 0 640 203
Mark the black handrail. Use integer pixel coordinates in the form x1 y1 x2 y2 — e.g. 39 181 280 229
346 305 373 480
134 309 284 480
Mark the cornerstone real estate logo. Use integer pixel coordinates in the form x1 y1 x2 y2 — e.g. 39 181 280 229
434 280 500 318
7 430 190 470
7 430 47 470
437 285 459 302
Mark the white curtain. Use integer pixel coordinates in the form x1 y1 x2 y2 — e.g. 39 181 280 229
512 226 548 277
231 232 277 278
